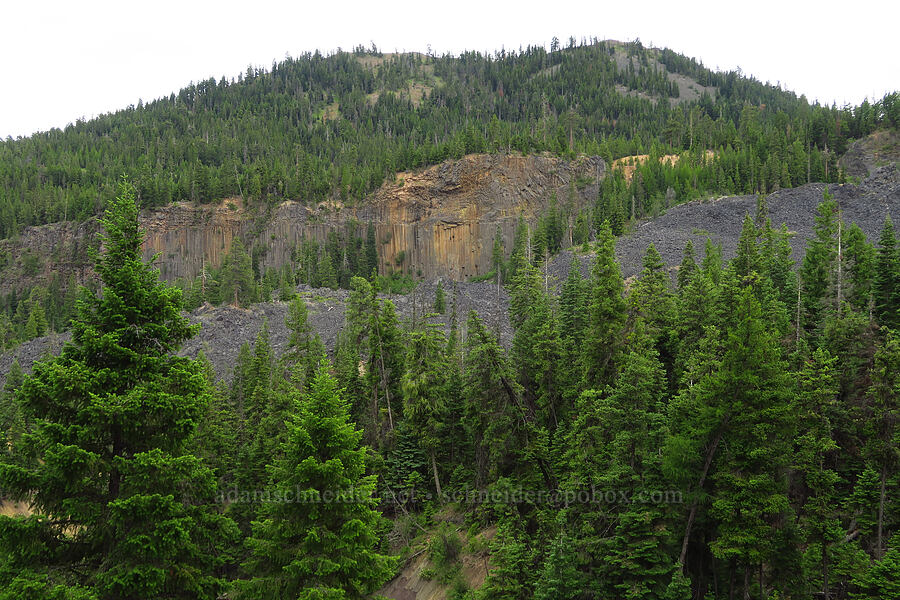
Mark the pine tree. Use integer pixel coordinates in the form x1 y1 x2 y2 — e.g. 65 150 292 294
708 285 797 597
434 280 446 314
874 215 900 330
800 195 839 331
221 237 256 306
365 221 379 278
582 221 627 389
402 323 450 498
238 361 393 599
0 359 24 456
677 239 696 290
0 179 236 599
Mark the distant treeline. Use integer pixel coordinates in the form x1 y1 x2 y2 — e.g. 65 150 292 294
1 38 896 238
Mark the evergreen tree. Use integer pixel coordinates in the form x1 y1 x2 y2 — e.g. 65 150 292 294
284 295 326 388
582 221 627 389
0 359 24 456
0 179 236 599
238 361 393 599
874 215 900 330
796 348 844 597
630 243 675 348
221 237 256 306
533 529 582 600
843 222 876 313
402 323 450 498
734 212 760 279
864 329 900 560
800 194 839 331
365 221 379 278
434 280 446 314
708 285 797 597
676 239 696 290
463 312 524 488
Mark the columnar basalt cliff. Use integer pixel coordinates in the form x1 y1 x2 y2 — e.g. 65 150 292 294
0 154 604 291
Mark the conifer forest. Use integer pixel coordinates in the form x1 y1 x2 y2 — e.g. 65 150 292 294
0 39 899 600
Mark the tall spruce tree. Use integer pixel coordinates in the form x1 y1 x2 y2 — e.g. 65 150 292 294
221 237 256 306
874 215 900 329
238 361 393 599
0 179 236 599
582 221 627 389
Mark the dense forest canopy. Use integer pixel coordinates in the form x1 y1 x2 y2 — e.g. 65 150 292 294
1 38 897 239
2 170 899 598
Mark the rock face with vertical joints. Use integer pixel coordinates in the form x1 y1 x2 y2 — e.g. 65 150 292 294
0 153 605 293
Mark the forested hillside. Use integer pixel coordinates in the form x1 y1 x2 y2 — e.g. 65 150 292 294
2 38 897 239
2 172 899 599
1 35 900 600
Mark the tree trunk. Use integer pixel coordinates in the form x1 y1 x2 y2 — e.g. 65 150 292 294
729 561 735 600
743 564 750 600
823 526 829 599
680 429 724 566
431 451 442 502
876 463 886 559
837 215 842 316
759 562 765 600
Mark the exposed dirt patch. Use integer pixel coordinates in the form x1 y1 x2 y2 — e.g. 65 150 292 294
609 42 716 105
0 500 31 517
379 525 495 600
610 152 715 182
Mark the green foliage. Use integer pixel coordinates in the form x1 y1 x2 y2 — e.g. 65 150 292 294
220 237 256 306
874 215 900 329
237 361 393 599
0 43 881 240
581 221 627 388
434 280 447 314
0 179 236 599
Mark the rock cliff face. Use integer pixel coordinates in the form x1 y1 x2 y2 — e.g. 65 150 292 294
0 153 604 292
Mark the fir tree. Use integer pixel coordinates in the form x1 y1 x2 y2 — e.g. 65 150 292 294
221 237 256 306
365 221 379 278
708 285 797 598
677 239 696 290
800 194 839 331
402 323 450 498
238 361 393 599
434 280 446 314
734 212 760 279
0 179 236 599
582 221 627 389
874 215 900 330
0 359 24 457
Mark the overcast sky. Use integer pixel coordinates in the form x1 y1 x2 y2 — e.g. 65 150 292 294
2 0 897 140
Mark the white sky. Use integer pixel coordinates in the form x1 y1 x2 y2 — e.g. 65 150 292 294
2 0 898 140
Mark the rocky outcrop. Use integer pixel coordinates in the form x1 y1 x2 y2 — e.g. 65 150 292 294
839 129 900 179
0 153 604 292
